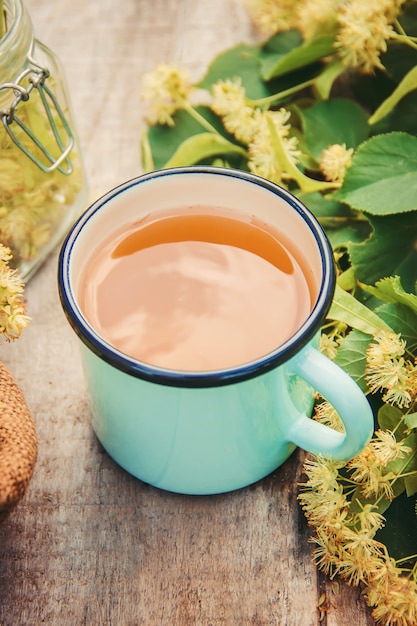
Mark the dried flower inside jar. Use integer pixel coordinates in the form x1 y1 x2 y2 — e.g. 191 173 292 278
0 0 87 280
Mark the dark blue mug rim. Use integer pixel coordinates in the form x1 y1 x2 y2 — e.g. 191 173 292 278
58 166 335 388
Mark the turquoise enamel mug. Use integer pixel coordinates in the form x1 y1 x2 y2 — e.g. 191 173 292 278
58 166 373 495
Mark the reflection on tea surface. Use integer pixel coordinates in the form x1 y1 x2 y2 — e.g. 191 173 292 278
79 206 313 371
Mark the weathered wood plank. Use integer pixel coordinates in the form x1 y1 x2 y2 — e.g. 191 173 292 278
0 1 375 624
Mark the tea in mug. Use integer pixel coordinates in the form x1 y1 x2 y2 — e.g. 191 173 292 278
78 205 315 371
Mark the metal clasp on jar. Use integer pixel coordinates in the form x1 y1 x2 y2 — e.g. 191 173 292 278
0 53 74 175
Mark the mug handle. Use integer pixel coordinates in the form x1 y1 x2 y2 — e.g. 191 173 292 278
287 344 374 460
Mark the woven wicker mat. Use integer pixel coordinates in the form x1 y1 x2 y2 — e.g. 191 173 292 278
0 362 38 524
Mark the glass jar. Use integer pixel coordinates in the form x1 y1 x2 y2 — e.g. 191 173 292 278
0 0 88 281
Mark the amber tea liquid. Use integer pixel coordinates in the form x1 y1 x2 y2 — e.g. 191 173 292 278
78 206 315 371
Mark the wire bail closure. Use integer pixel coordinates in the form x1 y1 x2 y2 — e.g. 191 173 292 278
0 53 74 175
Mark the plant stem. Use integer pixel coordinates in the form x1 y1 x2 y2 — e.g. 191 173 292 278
247 78 316 108
390 31 417 51
182 101 220 134
395 554 417 566
266 115 338 193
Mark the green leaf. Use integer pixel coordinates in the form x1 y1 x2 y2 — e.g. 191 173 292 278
369 65 417 125
198 42 266 99
376 303 417 351
348 212 417 292
163 133 246 168
197 40 308 101
328 284 392 335
361 276 417 315
198 37 322 103
376 491 417 562
387 432 417 496
299 99 369 160
260 29 303 66
377 403 407 436
334 329 372 391
337 267 356 291
336 132 417 215
145 106 241 170
313 59 346 100
260 33 335 81
404 412 417 430
297 191 371 248
262 29 303 55
404 473 417 498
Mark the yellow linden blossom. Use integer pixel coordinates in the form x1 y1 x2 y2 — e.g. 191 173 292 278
299 452 417 623
365 560 417 626
141 64 192 126
372 429 412 465
299 456 349 532
365 329 416 409
211 78 258 144
295 0 342 41
248 109 301 185
319 143 354 183
211 78 301 185
301 469 387 586
314 400 345 433
320 332 341 360
0 158 25 200
336 0 406 73
0 244 30 341
302 454 342 493
211 78 247 117
353 504 385 534
0 114 83 269
335 526 387 586
368 329 407 362
347 440 401 500
244 0 302 36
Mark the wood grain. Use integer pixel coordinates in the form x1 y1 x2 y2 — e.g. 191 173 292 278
0 1 375 624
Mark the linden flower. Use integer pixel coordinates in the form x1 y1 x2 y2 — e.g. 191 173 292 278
372 429 412 465
295 0 342 41
0 244 30 341
310 526 343 577
248 109 301 185
301 455 341 493
314 400 345 433
0 157 25 201
337 527 387 586
141 64 192 126
299 456 349 528
368 329 407 363
320 332 341 360
244 0 302 36
366 330 416 408
301 488 348 528
347 445 397 500
365 557 417 626
353 504 385 534
319 143 354 184
211 78 247 117
211 78 258 144
335 0 406 73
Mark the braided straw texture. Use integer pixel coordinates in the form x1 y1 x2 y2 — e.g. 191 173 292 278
0 362 38 524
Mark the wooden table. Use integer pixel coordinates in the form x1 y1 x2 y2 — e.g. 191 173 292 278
0 1 376 624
